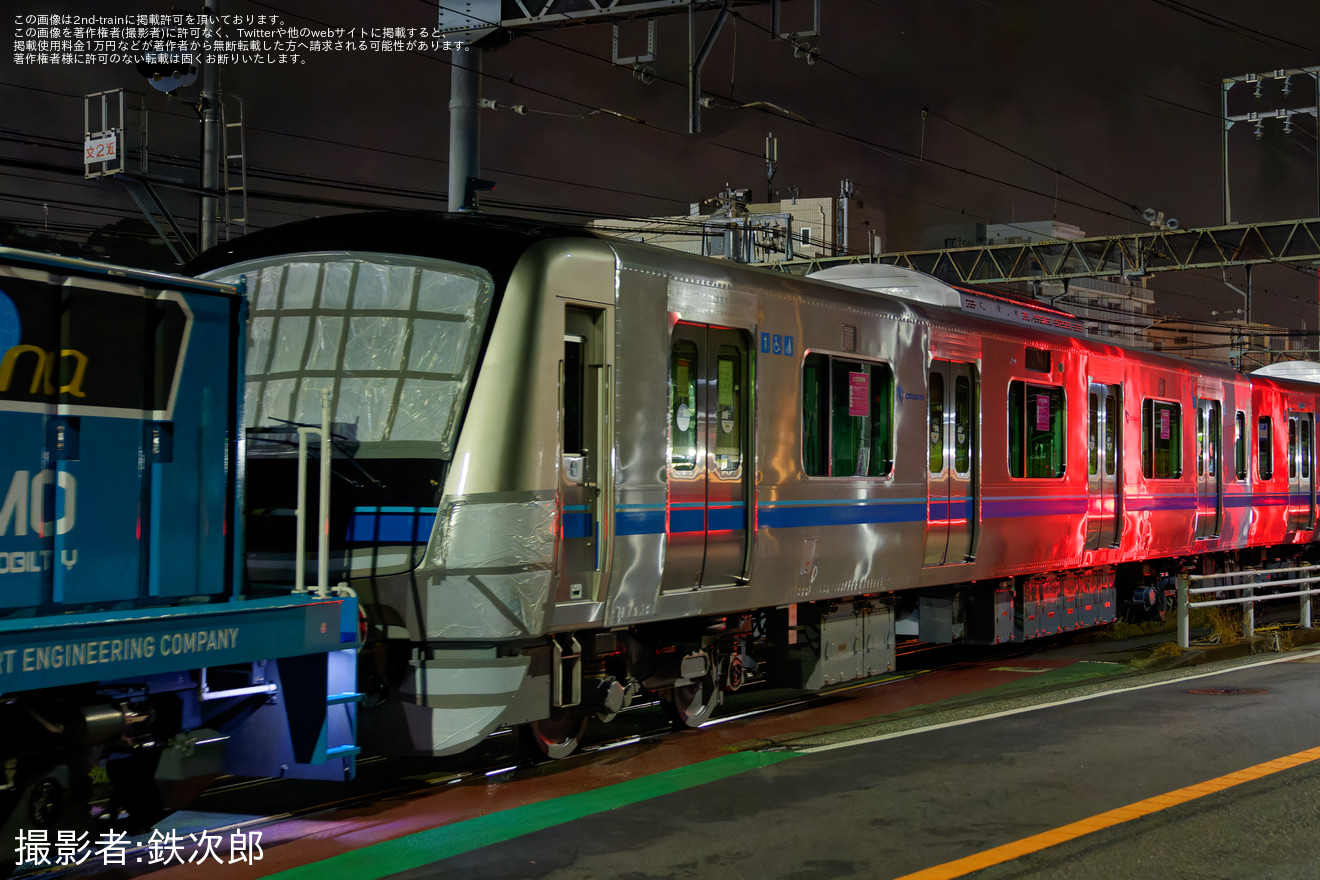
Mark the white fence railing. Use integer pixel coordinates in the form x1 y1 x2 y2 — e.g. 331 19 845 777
1176 566 1319 649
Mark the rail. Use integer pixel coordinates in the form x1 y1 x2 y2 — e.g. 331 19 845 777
1176 566 1319 648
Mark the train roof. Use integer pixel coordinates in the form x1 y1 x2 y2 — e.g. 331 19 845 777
186 211 600 284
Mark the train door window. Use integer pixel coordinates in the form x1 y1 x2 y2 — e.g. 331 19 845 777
714 346 743 475
1258 417 1273 480
670 340 699 471
1008 380 1065 479
1196 407 1205 477
1235 411 1247 480
954 375 971 474
1088 393 1099 476
1304 419 1312 479
563 336 585 455
1289 417 1299 479
1105 393 1119 476
1141 400 1182 479
929 371 945 473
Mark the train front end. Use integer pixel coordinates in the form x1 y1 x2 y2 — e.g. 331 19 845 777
197 213 607 756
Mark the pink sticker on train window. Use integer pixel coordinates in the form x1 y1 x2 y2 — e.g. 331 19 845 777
1036 394 1050 431
1160 409 1171 440
849 372 869 416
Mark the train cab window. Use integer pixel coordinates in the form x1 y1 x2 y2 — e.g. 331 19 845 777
1258 417 1273 480
1141 400 1182 479
1235 411 1248 480
1008 381 1065 479
670 341 699 472
802 353 894 477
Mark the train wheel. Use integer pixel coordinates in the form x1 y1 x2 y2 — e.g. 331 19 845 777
526 709 588 760
664 668 722 729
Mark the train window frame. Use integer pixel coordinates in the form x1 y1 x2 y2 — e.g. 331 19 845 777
801 351 895 479
1141 399 1182 480
1007 380 1066 479
1258 416 1273 481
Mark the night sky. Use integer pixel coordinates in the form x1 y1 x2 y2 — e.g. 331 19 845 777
5 0 1320 325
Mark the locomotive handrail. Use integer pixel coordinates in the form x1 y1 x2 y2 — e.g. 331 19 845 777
295 389 332 598
1176 567 1319 648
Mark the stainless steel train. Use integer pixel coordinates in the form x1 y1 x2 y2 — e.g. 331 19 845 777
190 211 1319 759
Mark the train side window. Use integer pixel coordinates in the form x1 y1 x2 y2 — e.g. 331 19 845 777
802 354 829 476
670 340 699 472
1235 411 1247 480
1008 380 1065 479
1258 417 1273 480
1141 400 1182 479
801 353 894 478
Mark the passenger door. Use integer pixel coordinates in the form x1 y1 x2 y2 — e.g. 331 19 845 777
1194 398 1223 540
1286 410 1315 532
661 323 752 591
1086 383 1122 549
924 360 977 566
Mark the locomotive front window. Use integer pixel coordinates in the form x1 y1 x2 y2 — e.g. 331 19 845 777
1008 381 1065 479
801 353 893 478
1141 400 1182 479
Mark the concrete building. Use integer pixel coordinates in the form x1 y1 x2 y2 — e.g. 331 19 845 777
588 185 886 263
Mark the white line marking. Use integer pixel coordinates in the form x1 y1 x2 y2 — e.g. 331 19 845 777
795 648 1320 755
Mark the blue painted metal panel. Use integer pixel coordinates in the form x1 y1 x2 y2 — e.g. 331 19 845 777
0 595 356 693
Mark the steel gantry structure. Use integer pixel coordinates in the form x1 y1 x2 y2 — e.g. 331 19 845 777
761 217 1320 285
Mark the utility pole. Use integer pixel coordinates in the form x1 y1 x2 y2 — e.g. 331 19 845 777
199 2 221 251
447 46 482 212
765 133 778 203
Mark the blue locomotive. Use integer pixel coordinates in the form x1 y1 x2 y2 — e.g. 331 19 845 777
0 248 359 846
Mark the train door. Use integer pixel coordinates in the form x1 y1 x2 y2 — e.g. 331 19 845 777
1194 398 1223 540
924 360 977 566
661 323 752 591
1286 410 1315 531
558 306 613 602
1086 383 1122 550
